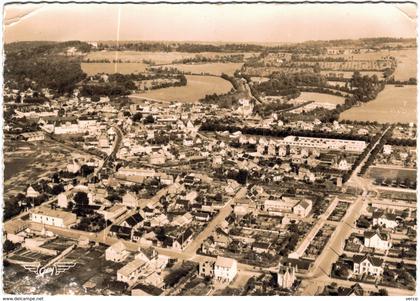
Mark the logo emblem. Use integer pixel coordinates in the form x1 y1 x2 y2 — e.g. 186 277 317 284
22 261 76 277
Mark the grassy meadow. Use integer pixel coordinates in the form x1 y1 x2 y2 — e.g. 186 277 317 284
339 85 416 123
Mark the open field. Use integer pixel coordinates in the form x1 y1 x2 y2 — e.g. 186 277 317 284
156 62 243 76
339 85 416 123
131 75 232 103
85 51 256 64
390 49 417 81
293 92 345 105
81 62 148 75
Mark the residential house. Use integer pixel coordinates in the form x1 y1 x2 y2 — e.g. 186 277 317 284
353 254 384 277
57 193 69 208
105 241 129 262
30 208 77 228
213 228 232 248
26 186 40 198
293 199 313 217
122 192 138 208
97 204 127 221
121 212 144 229
372 211 398 229
364 230 392 251
117 259 147 285
199 261 214 278
167 227 194 251
214 256 238 283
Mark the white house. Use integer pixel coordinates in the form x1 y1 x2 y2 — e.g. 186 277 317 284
353 254 384 277
214 256 238 283
30 208 77 228
122 192 138 208
26 186 40 198
67 160 81 174
117 259 146 285
383 145 393 155
337 158 350 171
57 193 69 208
105 241 129 262
97 204 127 221
364 231 391 251
293 199 313 217
372 211 398 229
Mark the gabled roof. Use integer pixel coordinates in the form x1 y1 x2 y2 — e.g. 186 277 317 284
296 199 311 209
353 254 383 267
372 210 396 221
364 230 389 241
177 227 193 244
124 212 144 227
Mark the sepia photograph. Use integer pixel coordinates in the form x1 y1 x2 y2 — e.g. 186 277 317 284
1 1 418 297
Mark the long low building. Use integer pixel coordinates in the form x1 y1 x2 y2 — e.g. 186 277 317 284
30 207 77 228
278 135 366 153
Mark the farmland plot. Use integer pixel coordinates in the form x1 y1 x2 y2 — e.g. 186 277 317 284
339 85 416 123
130 75 232 103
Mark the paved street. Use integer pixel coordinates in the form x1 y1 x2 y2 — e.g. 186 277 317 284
300 195 367 295
184 186 247 255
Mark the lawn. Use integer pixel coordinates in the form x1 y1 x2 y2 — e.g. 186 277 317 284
131 75 232 103
339 85 416 123
292 92 345 105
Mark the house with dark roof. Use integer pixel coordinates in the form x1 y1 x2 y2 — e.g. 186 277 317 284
353 254 384 277
166 227 194 251
339 283 364 296
293 199 313 217
121 212 144 229
372 211 398 229
213 227 232 248
109 225 132 240
363 230 391 251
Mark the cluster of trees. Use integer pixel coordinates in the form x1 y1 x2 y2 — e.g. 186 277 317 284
341 131 384 183
81 72 187 97
291 55 346 62
349 71 384 101
172 54 244 64
359 129 392 175
5 41 89 94
96 41 268 53
254 101 294 117
253 72 327 97
387 77 417 85
200 73 246 108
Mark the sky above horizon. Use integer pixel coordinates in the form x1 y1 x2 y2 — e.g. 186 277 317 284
3 3 417 43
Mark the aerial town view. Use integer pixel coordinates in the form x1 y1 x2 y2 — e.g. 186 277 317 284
2 2 417 297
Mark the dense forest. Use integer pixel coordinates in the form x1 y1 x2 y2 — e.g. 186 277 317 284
4 41 91 94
